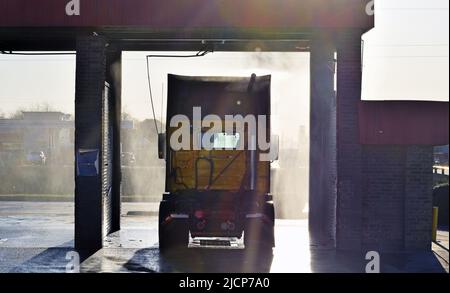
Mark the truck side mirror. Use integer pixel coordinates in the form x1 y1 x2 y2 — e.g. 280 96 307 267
158 133 166 160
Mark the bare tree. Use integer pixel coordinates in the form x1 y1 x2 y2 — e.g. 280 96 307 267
8 108 26 119
6 103 60 119
122 111 134 121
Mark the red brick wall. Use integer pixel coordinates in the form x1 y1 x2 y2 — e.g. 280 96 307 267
335 31 434 251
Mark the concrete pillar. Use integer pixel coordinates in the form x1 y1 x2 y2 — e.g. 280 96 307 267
335 30 364 251
309 35 337 249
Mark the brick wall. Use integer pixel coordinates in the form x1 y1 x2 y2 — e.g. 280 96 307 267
74 36 122 252
335 30 434 252
309 35 337 248
360 145 433 252
362 146 405 251
336 30 364 250
404 146 433 251
74 36 110 252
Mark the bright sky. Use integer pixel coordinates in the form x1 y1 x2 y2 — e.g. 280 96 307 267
362 0 449 101
0 0 448 121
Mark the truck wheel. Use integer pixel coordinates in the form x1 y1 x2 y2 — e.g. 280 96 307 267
158 202 189 253
159 221 189 254
244 203 275 250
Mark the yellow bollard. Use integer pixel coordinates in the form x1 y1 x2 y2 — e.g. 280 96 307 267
432 207 439 242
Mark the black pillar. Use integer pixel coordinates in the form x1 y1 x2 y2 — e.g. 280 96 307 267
74 36 122 255
309 34 337 249
335 30 364 251
74 36 107 254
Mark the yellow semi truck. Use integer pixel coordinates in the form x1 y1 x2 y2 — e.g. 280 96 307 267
158 74 276 252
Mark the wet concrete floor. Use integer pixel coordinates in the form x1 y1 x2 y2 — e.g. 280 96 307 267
0 201 447 273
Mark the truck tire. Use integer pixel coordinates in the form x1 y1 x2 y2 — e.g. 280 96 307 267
244 202 275 250
158 202 189 253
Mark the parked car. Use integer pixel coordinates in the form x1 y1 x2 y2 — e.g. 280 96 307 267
26 151 46 165
121 152 136 166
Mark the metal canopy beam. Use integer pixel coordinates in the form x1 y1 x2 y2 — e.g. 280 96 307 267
0 0 374 29
0 0 373 51
0 27 313 52
0 39 311 53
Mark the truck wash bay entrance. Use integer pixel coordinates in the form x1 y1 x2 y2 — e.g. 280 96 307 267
1 0 447 272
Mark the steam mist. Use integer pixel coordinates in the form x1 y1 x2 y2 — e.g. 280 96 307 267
0 52 310 220
122 52 310 219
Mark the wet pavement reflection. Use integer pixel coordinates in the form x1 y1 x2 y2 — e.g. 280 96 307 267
0 202 447 273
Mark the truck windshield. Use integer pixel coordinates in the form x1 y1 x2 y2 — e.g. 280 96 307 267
211 133 240 149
